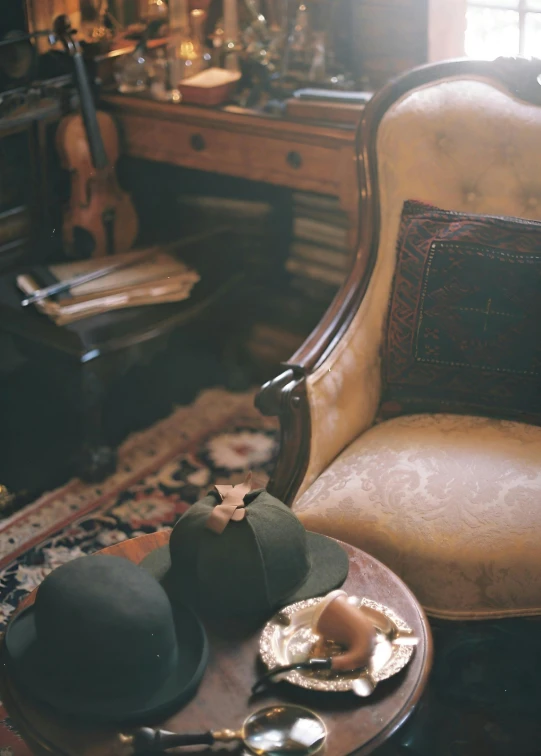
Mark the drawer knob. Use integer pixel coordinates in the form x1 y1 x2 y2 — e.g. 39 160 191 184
191 134 206 151
286 150 302 169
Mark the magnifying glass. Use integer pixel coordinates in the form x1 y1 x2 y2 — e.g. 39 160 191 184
125 704 327 755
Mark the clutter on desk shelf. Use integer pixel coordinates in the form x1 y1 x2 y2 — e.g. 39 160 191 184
110 0 360 107
176 67 242 105
115 43 151 93
167 30 206 85
16 249 200 325
285 97 362 125
145 0 169 22
286 88 373 125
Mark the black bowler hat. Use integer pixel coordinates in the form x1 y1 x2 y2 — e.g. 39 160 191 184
4 555 209 724
141 481 349 620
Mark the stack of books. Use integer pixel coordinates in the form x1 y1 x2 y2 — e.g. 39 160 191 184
177 194 272 236
176 194 273 226
176 193 277 272
245 321 307 371
16 248 200 326
286 192 351 305
285 89 371 127
245 192 353 378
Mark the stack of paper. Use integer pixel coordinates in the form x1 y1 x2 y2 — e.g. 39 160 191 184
16 249 200 326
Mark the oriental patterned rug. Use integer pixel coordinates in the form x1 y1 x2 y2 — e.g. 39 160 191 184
0 387 279 755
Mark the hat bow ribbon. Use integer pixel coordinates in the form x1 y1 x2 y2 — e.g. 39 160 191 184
206 473 253 534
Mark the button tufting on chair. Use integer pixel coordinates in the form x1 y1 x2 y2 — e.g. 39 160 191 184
436 135 451 151
505 143 517 160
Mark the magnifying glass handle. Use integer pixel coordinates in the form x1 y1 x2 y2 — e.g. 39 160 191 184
252 657 333 694
131 726 216 752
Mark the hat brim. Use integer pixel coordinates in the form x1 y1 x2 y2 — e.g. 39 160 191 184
288 531 349 603
4 601 209 725
140 531 349 610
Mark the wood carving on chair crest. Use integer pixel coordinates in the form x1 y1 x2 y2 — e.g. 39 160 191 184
492 56 541 106
256 56 541 506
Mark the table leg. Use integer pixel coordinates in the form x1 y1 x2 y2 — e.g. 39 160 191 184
77 360 117 483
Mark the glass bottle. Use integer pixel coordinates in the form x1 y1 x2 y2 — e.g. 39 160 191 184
168 33 204 84
167 0 204 84
308 30 326 81
150 48 179 101
145 0 168 21
191 8 212 68
115 44 150 93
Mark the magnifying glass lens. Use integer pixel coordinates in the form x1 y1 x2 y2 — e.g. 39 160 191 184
244 706 326 755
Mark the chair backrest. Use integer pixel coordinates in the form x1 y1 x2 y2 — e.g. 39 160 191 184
357 58 541 381
290 58 541 500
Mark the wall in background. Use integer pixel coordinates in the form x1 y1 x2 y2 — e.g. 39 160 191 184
353 0 429 89
428 0 466 62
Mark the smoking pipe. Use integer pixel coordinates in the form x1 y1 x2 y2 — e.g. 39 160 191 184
311 590 377 671
252 591 377 694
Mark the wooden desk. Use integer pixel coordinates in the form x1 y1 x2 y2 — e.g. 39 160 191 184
102 95 360 216
0 532 432 756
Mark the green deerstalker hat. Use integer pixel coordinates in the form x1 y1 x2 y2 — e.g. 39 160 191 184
141 478 349 619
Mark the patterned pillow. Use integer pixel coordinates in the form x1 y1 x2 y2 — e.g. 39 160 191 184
381 200 541 425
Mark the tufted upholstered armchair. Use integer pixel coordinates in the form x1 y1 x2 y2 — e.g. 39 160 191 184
256 58 541 621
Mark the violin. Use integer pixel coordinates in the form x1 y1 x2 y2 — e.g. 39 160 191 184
54 15 138 258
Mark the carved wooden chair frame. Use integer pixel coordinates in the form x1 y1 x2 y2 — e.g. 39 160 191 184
256 56 541 506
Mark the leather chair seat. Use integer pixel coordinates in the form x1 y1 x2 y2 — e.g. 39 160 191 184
294 413 541 620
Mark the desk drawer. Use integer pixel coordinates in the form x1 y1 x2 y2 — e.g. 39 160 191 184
120 114 343 194
121 116 246 172
244 136 342 194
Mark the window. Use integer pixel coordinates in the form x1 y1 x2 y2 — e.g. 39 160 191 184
466 0 541 58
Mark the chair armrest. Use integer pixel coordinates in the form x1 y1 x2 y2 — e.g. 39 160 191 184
256 254 383 504
256 100 380 504
296 296 383 500
256 287 382 504
255 367 311 505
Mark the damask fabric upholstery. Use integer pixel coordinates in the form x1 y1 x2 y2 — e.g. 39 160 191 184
299 77 541 499
294 413 541 620
383 200 541 423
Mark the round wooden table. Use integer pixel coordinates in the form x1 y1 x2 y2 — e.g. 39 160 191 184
0 531 433 756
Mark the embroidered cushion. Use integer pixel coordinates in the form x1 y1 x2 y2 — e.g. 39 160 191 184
381 200 541 424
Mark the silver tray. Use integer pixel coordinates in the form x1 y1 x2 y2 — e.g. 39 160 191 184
259 596 416 696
